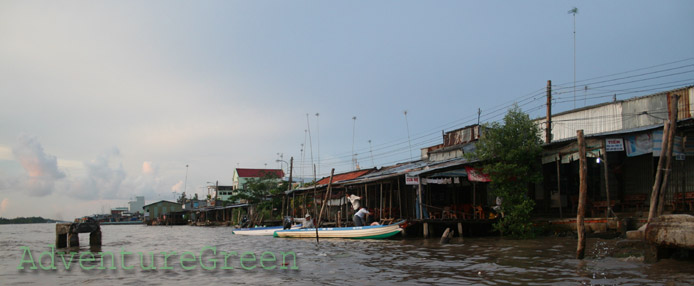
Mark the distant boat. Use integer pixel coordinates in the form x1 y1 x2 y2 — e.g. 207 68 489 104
273 221 405 239
232 225 301 236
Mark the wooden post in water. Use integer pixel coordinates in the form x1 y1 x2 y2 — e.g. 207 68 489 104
440 227 454 244
576 129 588 260
458 222 464 238
657 95 678 216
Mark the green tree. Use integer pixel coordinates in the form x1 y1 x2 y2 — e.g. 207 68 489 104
228 172 287 220
466 104 543 238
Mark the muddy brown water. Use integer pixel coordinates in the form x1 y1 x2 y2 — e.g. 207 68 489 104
2 224 693 285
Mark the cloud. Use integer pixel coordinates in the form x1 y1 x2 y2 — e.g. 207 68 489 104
13 135 65 179
171 181 183 192
0 198 8 215
142 161 156 175
67 147 126 200
11 134 65 196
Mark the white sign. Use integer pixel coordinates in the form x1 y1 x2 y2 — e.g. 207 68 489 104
405 175 419 185
606 138 624 152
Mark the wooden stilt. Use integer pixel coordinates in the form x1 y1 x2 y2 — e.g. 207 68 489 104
440 228 453 244
657 95 679 215
577 129 587 260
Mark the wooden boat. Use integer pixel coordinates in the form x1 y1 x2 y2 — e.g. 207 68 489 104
273 220 405 239
233 225 300 236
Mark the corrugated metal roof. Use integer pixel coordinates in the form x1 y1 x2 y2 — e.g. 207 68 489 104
235 168 284 178
544 122 664 146
407 158 479 177
340 157 475 185
315 168 375 185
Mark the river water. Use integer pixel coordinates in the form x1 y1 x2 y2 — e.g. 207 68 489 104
1 224 693 285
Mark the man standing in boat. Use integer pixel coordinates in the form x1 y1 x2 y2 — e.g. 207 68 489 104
346 194 361 211
347 194 363 226
353 207 370 227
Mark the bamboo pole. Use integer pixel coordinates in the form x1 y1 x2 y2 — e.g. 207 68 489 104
389 182 393 219
317 168 335 227
417 178 423 219
577 129 587 260
648 122 670 222
556 154 563 218
602 142 612 219
657 94 679 215
365 184 368 209
380 183 383 220
398 178 402 218
312 165 318 218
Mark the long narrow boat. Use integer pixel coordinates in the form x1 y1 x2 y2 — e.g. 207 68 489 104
273 221 405 239
233 225 300 236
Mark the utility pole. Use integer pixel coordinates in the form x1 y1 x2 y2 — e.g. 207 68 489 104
546 80 552 144
352 116 357 170
368 140 375 167
477 108 481 126
404 111 413 161
184 164 189 196
288 157 293 217
568 7 578 109
315 113 320 176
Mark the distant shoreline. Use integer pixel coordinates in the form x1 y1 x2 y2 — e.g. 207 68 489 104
0 216 63 225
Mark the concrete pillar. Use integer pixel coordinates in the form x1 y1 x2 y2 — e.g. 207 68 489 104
90 230 102 246
55 223 69 248
56 234 67 248
68 233 79 247
458 222 464 238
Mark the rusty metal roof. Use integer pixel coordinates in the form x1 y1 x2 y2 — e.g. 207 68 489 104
235 168 284 178
315 168 375 185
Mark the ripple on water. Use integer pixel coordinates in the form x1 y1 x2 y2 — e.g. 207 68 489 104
1 224 694 285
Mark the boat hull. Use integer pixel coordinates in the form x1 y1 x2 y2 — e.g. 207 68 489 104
274 221 404 239
233 225 300 236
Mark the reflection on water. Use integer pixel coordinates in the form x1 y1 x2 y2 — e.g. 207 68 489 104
2 224 694 285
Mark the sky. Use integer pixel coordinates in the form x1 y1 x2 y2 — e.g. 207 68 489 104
1 1 692 219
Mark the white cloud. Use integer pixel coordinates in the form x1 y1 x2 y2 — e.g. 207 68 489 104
0 198 9 215
0 145 12 160
67 147 126 200
11 134 65 196
171 181 183 193
142 161 156 175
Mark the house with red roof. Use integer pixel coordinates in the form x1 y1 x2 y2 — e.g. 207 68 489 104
232 168 285 190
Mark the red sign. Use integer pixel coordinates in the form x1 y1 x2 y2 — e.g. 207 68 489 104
405 175 420 185
464 166 491 182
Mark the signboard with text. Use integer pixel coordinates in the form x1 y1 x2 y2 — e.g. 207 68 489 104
606 138 624 152
405 175 419 185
